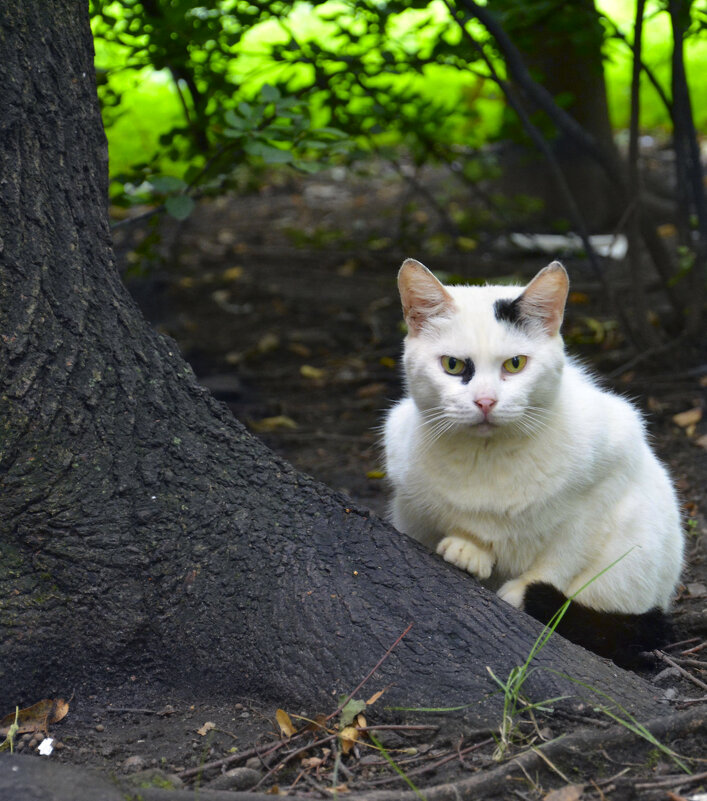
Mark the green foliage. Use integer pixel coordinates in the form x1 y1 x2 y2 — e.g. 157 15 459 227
91 0 351 215
91 0 707 286
91 0 511 214
0 708 19 753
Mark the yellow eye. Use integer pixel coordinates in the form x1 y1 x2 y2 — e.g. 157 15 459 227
503 355 527 374
441 356 465 375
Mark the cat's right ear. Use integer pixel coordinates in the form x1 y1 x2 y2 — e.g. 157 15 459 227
518 261 569 337
398 259 455 335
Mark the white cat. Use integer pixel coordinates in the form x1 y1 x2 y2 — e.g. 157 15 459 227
384 258 683 661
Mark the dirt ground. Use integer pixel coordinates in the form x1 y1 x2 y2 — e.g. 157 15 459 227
5 166 707 800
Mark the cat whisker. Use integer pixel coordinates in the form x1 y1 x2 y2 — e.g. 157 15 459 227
418 416 458 452
517 405 552 436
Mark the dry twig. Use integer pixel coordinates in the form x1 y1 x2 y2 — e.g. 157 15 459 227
655 650 707 692
635 769 707 790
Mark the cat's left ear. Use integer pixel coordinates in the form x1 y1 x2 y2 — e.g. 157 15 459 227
398 258 456 335
519 261 569 337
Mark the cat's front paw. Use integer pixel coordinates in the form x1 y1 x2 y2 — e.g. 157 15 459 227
437 535 494 579
497 578 529 609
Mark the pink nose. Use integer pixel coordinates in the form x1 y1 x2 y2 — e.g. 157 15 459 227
475 397 497 416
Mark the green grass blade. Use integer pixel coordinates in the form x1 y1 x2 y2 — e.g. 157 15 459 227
368 732 427 800
539 667 691 774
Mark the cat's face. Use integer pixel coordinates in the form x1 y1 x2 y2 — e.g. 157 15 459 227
399 260 568 439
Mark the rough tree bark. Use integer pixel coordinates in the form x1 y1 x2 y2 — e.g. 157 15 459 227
0 0 664 727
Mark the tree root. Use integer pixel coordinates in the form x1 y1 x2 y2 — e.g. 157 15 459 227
340 706 705 801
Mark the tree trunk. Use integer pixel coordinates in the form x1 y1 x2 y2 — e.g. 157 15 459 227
494 0 623 230
0 0 663 726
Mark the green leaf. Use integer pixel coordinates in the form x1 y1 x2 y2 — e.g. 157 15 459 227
165 195 195 221
295 161 320 174
260 83 281 102
313 126 348 138
224 109 245 129
339 698 367 728
245 141 294 164
150 175 186 193
238 101 254 119
301 139 330 150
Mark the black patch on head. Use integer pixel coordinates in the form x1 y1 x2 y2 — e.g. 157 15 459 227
494 296 523 327
460 358 475 384
523 582 673 670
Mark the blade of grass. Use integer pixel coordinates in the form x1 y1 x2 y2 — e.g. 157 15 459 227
368 732 428 801
539 667 691 774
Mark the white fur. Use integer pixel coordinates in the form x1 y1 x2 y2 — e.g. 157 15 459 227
384 265 684 614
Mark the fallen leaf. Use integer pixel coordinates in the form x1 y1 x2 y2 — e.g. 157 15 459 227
288 342 311 358
582 317 605 343
301 756 323 769
222 266 244 281
666 791 692 801
249 416 298 433
256 333 279 353
366 689 385 706
339 725 358 755
217 230 235 245
339 698 367 728
456 236 477 252
303 713 328 734
0 699 69 736
379 356 396 369
300 364 326 380
568 291 589 305
197 721 215 736
337 259 357 277
276 708 296 738
673 407 702 428
695 434 707 450
49 700 69 725
211 289 230 305
366 470 385 480
355 713 367 728
356 382 386 399
657 223 677 238
683 501 699 517
327 785 349 794
544 784 584 801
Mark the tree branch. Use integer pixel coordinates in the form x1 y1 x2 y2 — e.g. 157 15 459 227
442 0 639 346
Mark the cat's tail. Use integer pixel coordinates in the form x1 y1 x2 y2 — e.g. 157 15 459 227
523 582 674 670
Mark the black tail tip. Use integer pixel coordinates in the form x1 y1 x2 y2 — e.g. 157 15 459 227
523 582 674 670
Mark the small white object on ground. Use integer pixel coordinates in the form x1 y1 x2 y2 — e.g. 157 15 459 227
38 737 54 756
